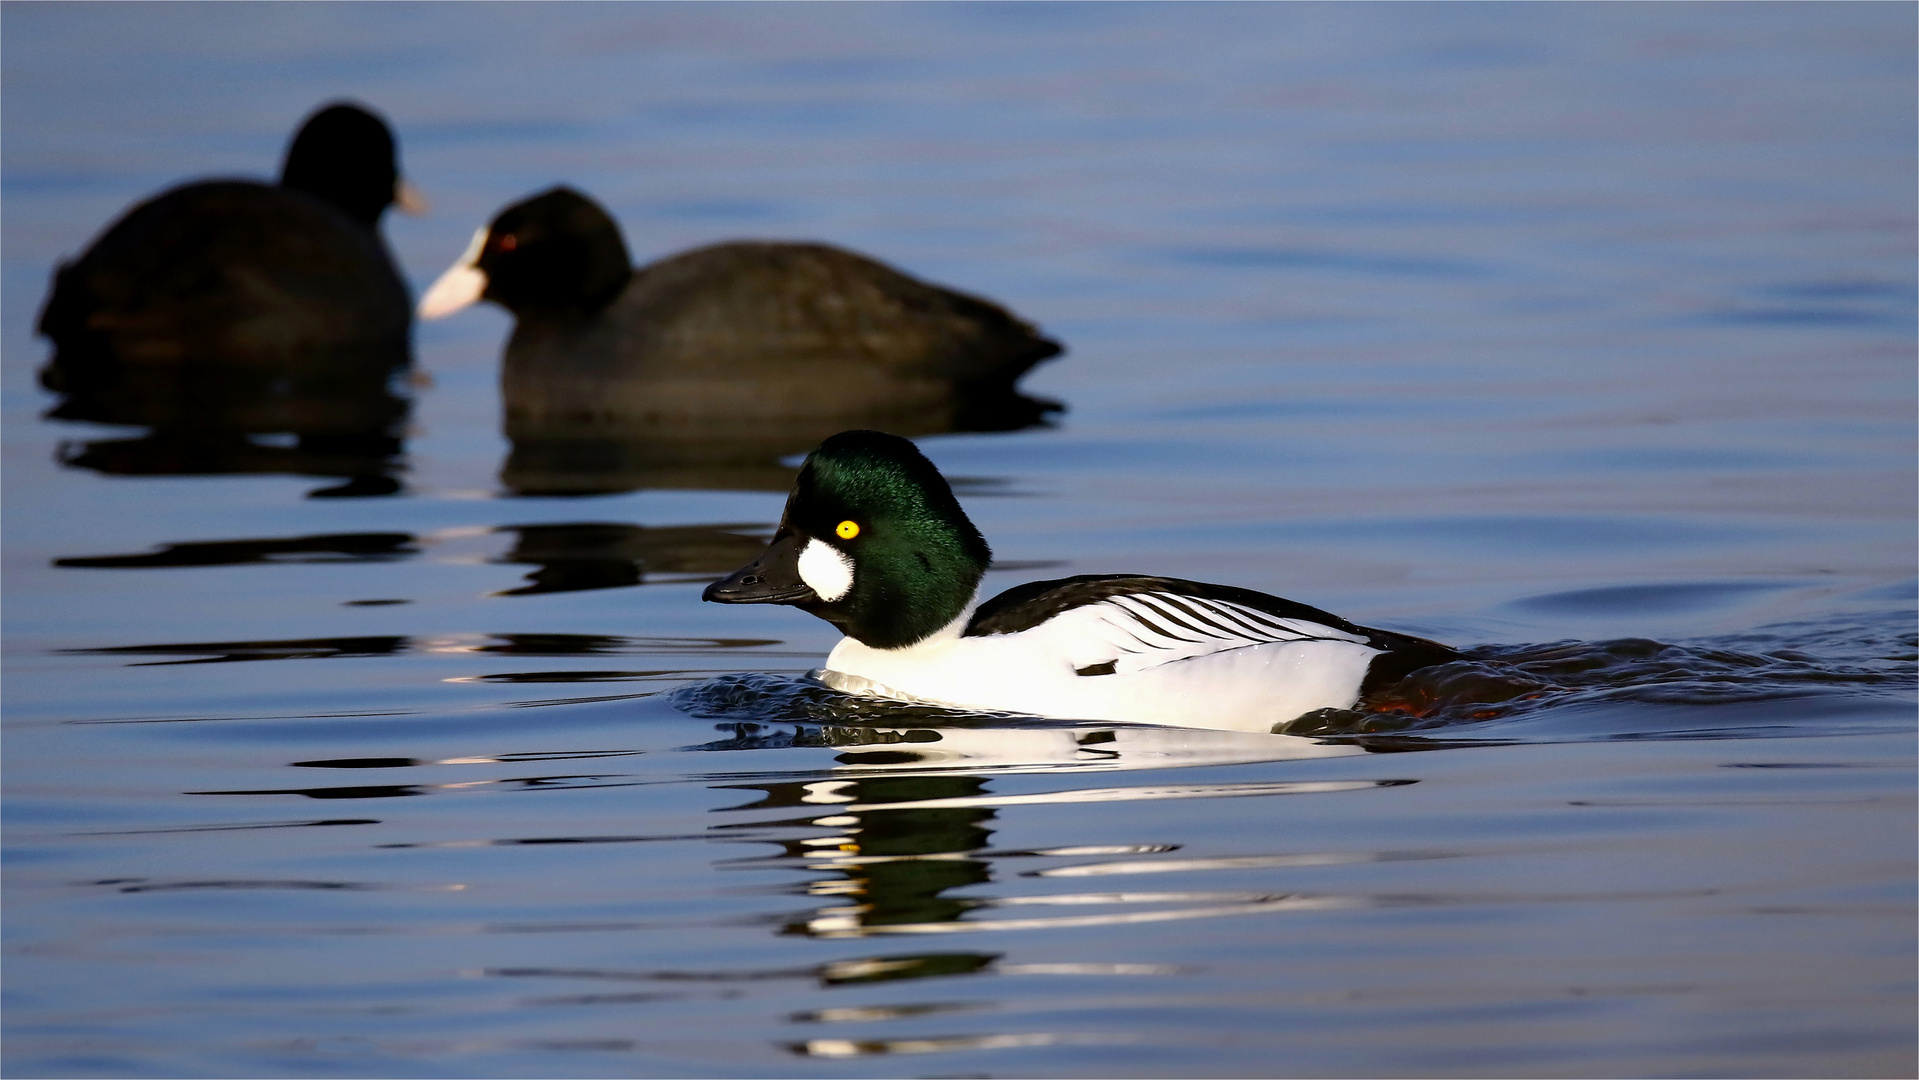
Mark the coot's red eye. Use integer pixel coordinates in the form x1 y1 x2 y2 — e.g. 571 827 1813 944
498 234 517 252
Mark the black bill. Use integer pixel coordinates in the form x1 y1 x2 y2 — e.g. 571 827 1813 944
701 531 817 605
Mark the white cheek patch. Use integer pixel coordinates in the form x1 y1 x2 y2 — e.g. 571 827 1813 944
417 226 491 320
797 538 855 602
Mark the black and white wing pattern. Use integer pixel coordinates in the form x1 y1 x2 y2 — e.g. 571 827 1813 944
963 574 1451 682
1054 589 1372 676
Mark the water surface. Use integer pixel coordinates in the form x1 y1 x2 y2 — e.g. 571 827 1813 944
4 5 1914 1077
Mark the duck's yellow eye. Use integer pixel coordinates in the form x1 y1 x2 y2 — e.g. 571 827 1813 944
835 520 860 540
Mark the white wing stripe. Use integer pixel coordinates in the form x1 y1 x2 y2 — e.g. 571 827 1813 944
1163 595 1266 640
1186 598 1284 641
1113 598 1197 640
1139 599 1248 646
1206 600 1307 639
1169 595 1279 638
1028 588 1382 679
1122 594 1225 643
1208 598 1368 645
1104 597 1199 645
1112 595 1247 648
1157 595 1292 643
1091 592 1369 659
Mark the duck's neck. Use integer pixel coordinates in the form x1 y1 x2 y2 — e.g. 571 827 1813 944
912 597 980 650
841 586 979 655
827 596 978 689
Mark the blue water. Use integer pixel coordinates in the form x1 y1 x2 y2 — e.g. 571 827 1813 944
4 5 1914 1077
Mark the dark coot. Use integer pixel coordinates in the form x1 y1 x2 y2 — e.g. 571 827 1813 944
418 186 1063 495
37 102 418 494
38 102 416 435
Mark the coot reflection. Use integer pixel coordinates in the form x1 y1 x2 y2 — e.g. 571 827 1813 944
492 521 770 595
37 102 419 496
419 187 1063 495
52 521 770 599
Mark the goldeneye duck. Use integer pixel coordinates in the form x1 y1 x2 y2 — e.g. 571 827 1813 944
417 188 1063 430
703 430 1458 732
38 102 419 389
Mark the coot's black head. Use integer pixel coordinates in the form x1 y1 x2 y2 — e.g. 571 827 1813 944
703 430 993 650
279 102 405 229
418 187 633 320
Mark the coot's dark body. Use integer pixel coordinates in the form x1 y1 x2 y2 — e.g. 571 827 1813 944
500 237 1060 414
39 180 409 424
37 103 413 491
423 187 1062 495
501 238 1060 493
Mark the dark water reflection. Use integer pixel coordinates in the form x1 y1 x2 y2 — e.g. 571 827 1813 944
501 372 1058 497
42 276 1060 502
492 522 768 594
64 631 782 667
41 310 1062 500
57 531 421 569
48 372 410 497
56 523 772 598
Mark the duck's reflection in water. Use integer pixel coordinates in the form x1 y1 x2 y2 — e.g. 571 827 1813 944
732 774 998 935
704 718 1382 942
485 948 1157 1060
678 717 1402 1061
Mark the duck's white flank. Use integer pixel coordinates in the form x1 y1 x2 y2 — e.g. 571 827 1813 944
820 587 1384 732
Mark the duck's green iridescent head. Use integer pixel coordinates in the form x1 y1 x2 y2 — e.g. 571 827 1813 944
703 430 991 649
